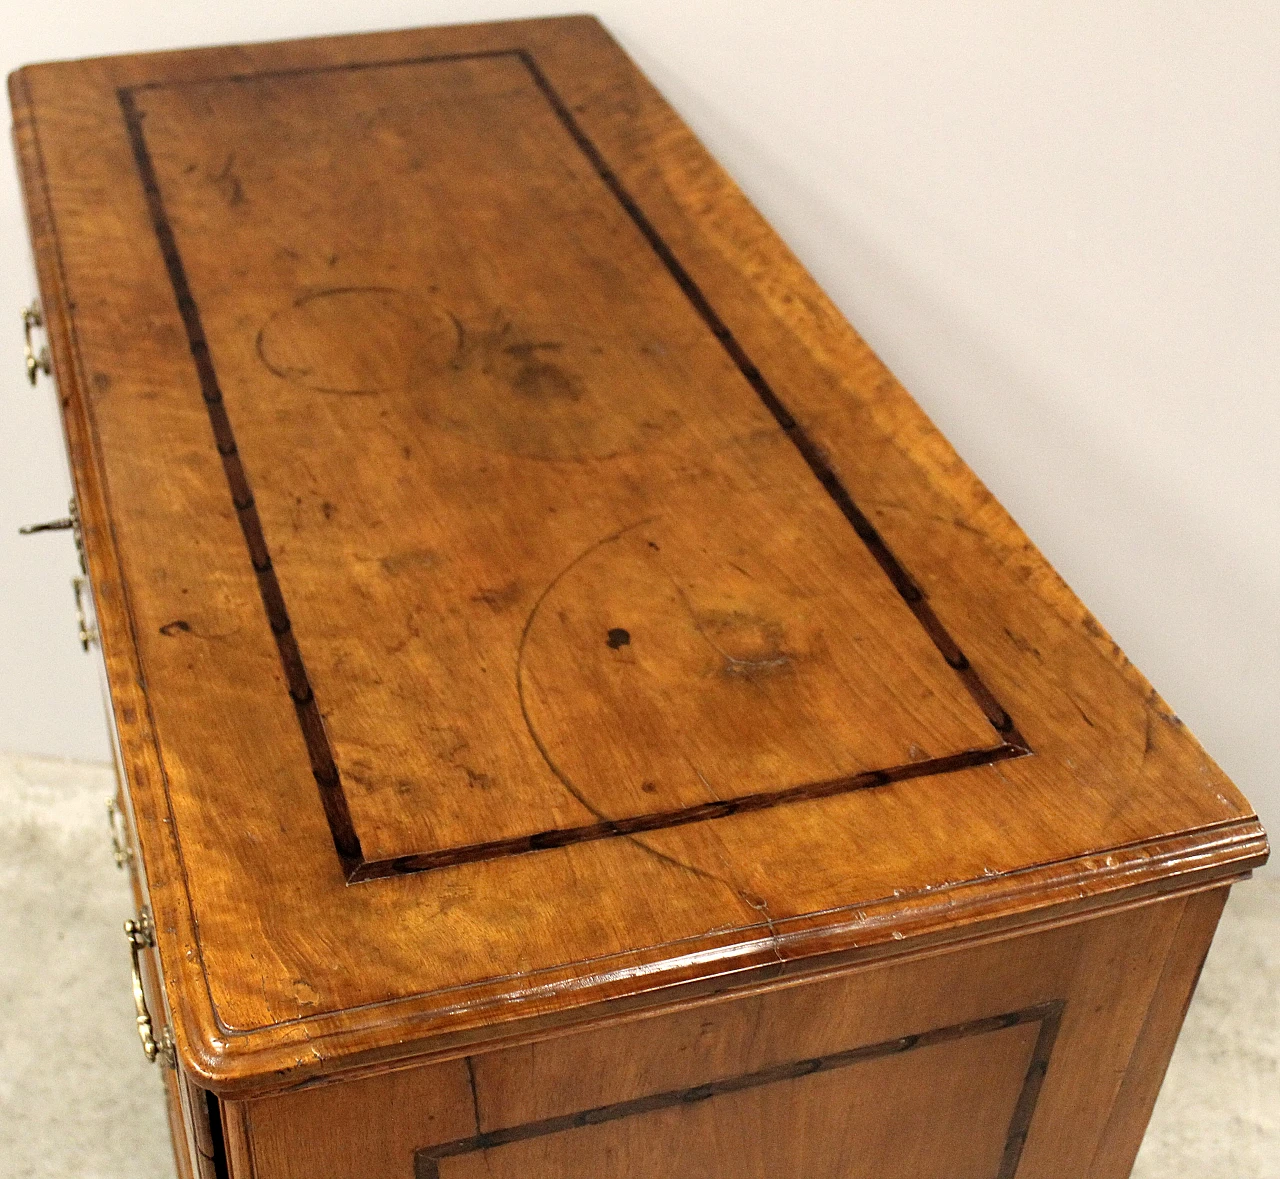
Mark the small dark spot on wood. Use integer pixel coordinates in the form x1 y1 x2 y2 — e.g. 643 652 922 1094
641 781 657 794
209 153 244 207
321 501 337 520
470 580 521 610
606 627 631 649
503 340 564 357
1003 626 1043 662
512 360 581 402
159 620 191 637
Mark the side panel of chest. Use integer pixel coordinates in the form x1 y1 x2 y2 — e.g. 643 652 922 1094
221 889 1225 1179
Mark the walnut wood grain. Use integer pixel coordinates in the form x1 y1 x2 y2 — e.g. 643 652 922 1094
8 14 1266 1097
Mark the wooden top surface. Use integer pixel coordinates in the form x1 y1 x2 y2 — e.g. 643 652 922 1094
10 16 1265 1095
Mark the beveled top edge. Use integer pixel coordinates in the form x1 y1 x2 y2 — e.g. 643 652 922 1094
8 13 600 81
168 820 1271 1096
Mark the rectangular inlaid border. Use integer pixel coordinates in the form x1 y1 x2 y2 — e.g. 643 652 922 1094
117 49 1030 883
415 1001 1064 1178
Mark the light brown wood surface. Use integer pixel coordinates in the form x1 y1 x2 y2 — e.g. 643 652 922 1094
126 52 1001 865
221 889 1226 1179
8 14 1265 1096
1084 887 1228 1178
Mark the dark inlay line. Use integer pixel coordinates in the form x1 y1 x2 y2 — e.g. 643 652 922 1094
517 50 1027 753
414 1001 1065 1177
118 88 364 878
351 742 1024 881
997 1003 1063 1179
120 51 1029 884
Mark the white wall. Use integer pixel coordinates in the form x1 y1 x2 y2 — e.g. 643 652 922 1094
1 2 1275 855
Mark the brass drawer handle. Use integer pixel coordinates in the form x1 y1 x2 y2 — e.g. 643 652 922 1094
124 912 174 1068
18 498 86 575
72 576 98 651
18 515 72 535
22 300 51 385
106 797 133 869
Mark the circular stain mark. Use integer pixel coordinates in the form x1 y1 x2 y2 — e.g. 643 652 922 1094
606 627 631 649
256 287 455 395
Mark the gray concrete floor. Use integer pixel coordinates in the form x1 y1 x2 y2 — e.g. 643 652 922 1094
1 754 173 1179
1 751 1275 1177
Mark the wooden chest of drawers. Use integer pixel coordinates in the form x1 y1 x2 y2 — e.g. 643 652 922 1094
10 16 1267 1178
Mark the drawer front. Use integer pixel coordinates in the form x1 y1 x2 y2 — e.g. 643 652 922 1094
11 311 221 1178
105 630 222 1179
122 880 221 1179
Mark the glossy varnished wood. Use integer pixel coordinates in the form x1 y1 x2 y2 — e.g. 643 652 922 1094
220 890 1226 1179
8 14 1265 1099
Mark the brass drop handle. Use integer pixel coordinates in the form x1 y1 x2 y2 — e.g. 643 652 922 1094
18 516 72 535
19 498 88 574
124 912 174 1067
72 576 98 651
106 797 133 869
22 300 51 385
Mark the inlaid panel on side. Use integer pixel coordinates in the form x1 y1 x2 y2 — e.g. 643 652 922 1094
416 1007 1057 1179
121 50 1021 877
227 894 1220 1178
